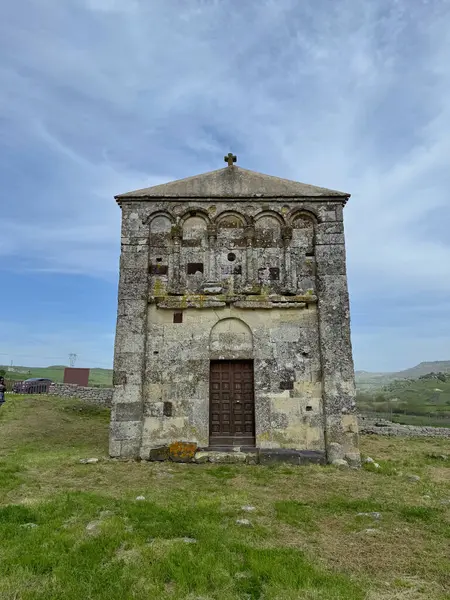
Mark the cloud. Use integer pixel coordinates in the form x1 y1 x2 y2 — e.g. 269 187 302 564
1 0 449 369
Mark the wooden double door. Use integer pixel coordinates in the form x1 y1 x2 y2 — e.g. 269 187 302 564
209 360 255 447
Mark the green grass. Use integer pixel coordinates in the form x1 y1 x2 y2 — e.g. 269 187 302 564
1 364 113 386
390 413 450 428
357 375 450 426
1 395 449 599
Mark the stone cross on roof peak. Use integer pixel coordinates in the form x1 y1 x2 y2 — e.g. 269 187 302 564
224 152 237 167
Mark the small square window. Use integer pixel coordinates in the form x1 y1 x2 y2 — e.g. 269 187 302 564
187 262 204 275
269 267 280 280
173 312 183 323
150 264 168 275
279 380 294 390
163 401 173 417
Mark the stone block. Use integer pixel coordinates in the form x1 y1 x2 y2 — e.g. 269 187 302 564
207 451 247 464
119 438 141 458
118 282 148 301
335 204 344 221
113 370 127 385
116 315 146 335
112 384 142 405
117 298 148 319
113 402 143 422
110 420 142 441
331 458 349 468
327 442 345 462
120 251 149 270
314 232 345 246
259 449 325 465
245 452 259 465
169 442 198 462
315 246 347 276
317 206 338 222
315 222 344 235
149 446 170 461
114 350 143 370
114 331 145 355
345 452 361 468
143 400 163 417
122 208 149 236
194 451 210 464
109 440 121 457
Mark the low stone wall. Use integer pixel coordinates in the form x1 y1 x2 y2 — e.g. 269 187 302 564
358 415 450 438
48 383 113 407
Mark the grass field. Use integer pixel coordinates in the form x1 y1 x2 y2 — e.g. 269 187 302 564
0 395 449 600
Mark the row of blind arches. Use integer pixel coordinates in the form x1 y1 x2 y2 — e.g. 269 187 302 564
149 211 316 249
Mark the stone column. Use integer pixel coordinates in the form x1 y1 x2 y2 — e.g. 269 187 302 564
110 204 150 458
171 224 182 290
244 225 255 284
207 225 217 281
314 206 360 466
281 226 292 291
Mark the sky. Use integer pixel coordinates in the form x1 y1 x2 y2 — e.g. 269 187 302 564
1 0 450 373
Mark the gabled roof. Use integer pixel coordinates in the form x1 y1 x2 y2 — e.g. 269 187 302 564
115 166 349 200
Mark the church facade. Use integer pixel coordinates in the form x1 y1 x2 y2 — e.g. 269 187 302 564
110 157 360 465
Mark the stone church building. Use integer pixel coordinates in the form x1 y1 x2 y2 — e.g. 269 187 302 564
109 155 360 465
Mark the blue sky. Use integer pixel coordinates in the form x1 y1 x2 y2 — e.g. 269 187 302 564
1 0 450 372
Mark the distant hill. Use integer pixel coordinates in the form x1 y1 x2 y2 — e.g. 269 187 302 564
356 371 450 425
356 361 450 391
1 365 113 387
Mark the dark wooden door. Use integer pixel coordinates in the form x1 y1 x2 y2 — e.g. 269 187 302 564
209 360 255 447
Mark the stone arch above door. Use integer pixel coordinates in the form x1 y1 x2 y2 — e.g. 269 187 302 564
209 318 253 359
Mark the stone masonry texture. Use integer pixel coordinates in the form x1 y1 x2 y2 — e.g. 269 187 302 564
358 416 450 438
48 383 113 406
109 163 360 464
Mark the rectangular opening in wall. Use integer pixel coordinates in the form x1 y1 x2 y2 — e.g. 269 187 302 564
279 380 294 390
269 267 280 280
173 311 183 323
187 262 204 275
305 251 314 257
163 401 173 417
150 264 168 275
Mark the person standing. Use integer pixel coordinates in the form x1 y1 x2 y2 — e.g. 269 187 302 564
0 377 6 406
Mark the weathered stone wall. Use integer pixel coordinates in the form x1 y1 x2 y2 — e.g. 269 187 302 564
48 383 113 407
139 304 324 459
110 193 359 463
358 416 450 438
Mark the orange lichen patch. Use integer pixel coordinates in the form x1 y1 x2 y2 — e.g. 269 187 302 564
168 441 198 463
